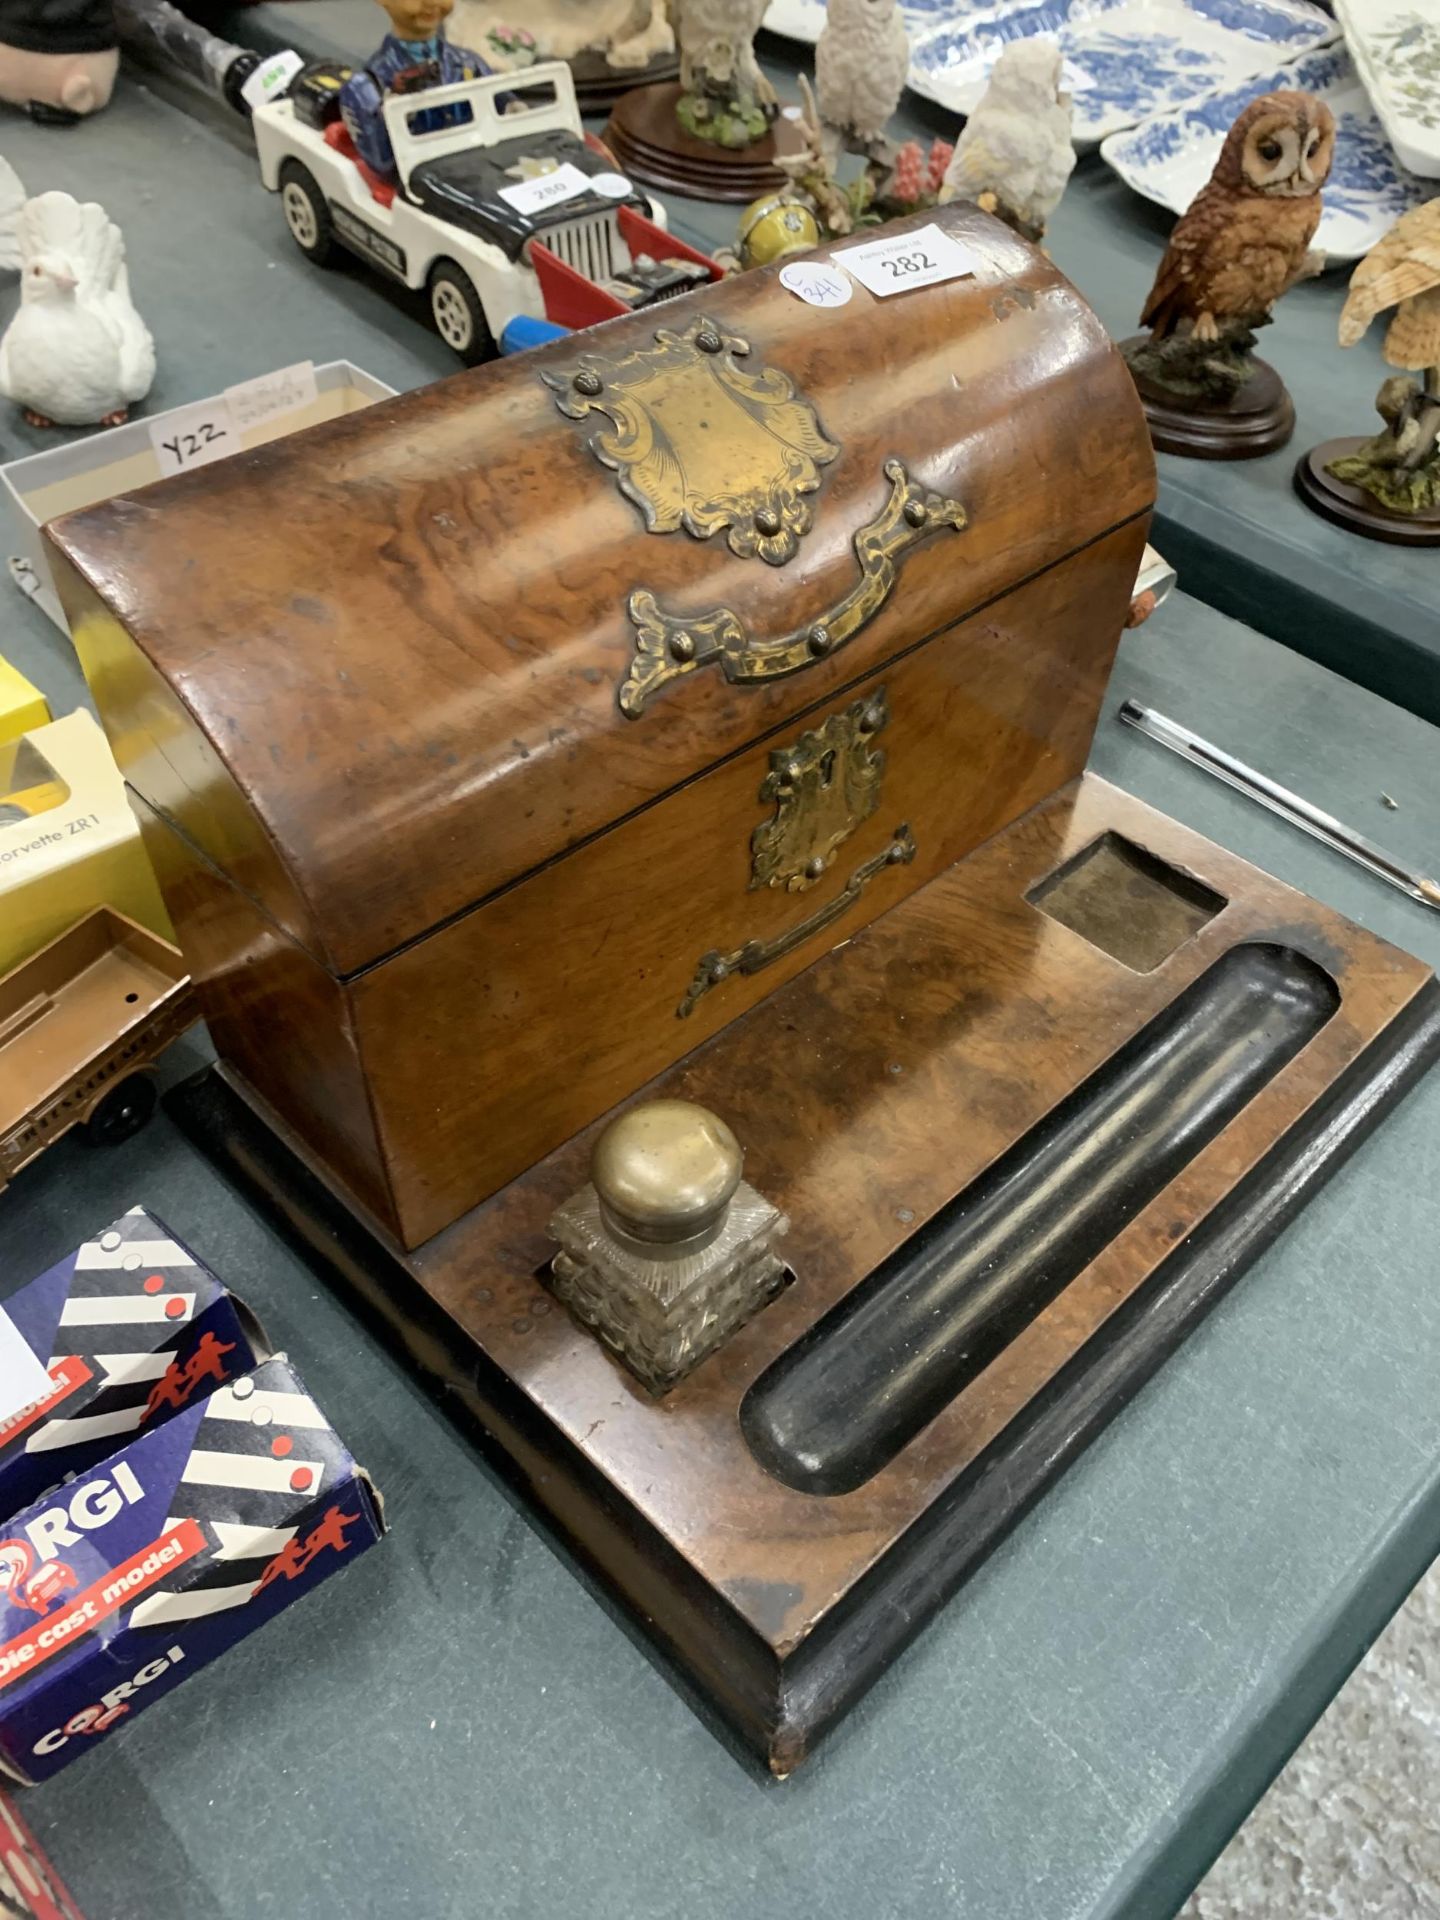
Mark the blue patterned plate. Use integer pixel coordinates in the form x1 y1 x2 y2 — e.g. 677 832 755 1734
1334 0 1440 178
1101 44 1433 262
763 0 962 41
907 0 1338 145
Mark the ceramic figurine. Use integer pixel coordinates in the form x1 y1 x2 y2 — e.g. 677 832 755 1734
602 0 801 202
0 0 117 122
0 191 154 428
449 0 674 100
338 0 492 183
1121 90 1335 460
670 0 773 149
814 0 909 167
1294 197 1440 544
939 40 1075 244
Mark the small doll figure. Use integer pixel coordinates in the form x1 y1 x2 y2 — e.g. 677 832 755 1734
1122 90 1334 458
0 0 118 123
339 0 492 182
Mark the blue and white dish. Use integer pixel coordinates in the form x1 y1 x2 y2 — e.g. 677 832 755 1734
1334 0 1440 178
1101 44 1434 262
763 0 964 45
907 0 1339 146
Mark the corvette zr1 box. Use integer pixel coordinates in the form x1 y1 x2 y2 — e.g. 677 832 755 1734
0 1356 385 1783
0 1207 268 1521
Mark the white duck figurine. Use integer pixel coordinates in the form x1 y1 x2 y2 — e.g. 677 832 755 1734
0 190 155 428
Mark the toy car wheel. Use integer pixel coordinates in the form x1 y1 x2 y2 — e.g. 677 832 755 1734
428 262 494 366
82 1074 158 1148
279 160 335 265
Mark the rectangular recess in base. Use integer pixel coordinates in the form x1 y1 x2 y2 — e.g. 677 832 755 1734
168 775 1440 1774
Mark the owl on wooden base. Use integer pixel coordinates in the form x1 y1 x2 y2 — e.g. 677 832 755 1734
1123 91 1334 411
673 0 775 149
1323 197 1440 518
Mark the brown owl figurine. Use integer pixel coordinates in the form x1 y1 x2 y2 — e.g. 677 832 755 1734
1122 91 1335 457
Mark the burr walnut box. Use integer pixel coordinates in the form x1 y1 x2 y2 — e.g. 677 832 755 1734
47 206 1440 1771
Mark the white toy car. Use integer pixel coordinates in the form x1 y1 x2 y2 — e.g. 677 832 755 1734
252 60 719 363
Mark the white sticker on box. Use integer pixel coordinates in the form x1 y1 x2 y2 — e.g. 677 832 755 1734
497 162 594 216
779 259 853 309
0 1305 58 1432
833 222 982 298
241 48 304 111
225 361 319 434
148 398 238 479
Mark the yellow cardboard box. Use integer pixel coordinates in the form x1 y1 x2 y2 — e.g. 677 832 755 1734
0 709 172 976
0 655 49 746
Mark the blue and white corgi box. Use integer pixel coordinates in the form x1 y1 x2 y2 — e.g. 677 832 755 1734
0 1207 268 1520
0 1355 385 1783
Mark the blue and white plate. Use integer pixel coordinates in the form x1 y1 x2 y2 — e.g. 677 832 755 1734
907 0 1338 145
1334 0 1440 178
1101 44 1433 262
764 0 958 39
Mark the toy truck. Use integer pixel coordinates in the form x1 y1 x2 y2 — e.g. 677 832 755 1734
0 908 194 1191
252 59 722 361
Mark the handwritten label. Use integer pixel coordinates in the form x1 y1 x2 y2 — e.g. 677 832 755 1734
779 259 853 309
241 48 304 111
497 162 594 217
833 222 981 299
225 360 318 434
148 398 237 479
0 1307 56 1436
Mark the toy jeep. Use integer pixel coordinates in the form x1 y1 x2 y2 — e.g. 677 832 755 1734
252 59 720 361
0 907 194 1191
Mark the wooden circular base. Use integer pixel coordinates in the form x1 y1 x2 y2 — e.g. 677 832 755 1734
1120 341 1295 461
571 47 679 115
604 82 803 203
1293 438 1440 547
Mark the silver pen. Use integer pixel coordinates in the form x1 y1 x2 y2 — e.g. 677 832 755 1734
1118 700 1440 913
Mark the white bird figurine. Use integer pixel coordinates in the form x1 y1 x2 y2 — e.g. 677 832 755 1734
941 39 1076 242
815 0 910 162
0 191 155 429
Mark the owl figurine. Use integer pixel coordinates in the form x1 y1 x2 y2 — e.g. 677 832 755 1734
1125 91 1334 414
939 40 1075 242
673 0 775 149
1318 197 1440 521
815 0 910 163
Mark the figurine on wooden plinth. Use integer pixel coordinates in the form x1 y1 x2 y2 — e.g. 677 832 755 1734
1121 91 1334 460
1294 198 1440 547
939 40 1075 244
447 0 677 112
604 0 801 202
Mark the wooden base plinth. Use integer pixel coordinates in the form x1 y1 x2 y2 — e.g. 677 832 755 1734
1293 438 1440 547
603 82 803 202
169 776 1440 1773
1121 342 1295 460
571 47 679 115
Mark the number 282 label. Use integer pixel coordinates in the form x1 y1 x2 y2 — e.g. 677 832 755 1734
832 223 982 299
